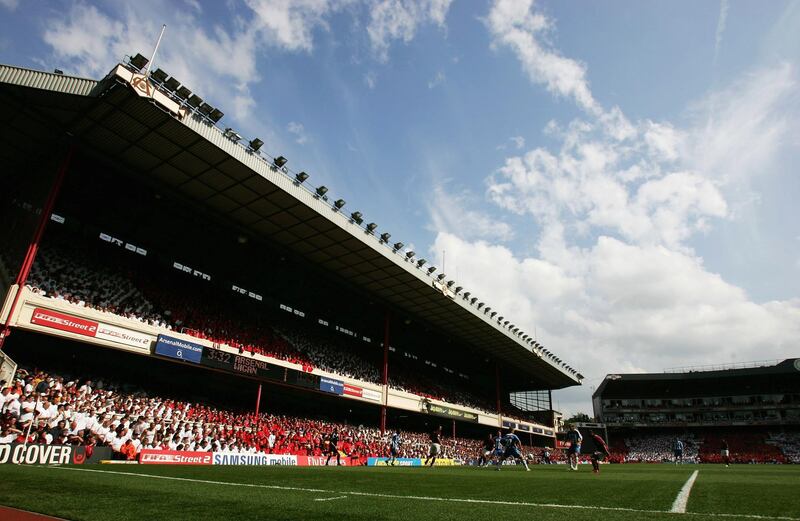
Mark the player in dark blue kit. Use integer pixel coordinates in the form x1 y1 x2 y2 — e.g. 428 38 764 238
674 438 684 465
495 430 530 471
387 428 401 466
566 424 582 470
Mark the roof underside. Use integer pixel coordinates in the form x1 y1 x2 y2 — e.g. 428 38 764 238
0 63 580 390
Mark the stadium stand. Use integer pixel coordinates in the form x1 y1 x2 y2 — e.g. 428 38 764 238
0 365 501 463
0 59 577 471
24 237 508 416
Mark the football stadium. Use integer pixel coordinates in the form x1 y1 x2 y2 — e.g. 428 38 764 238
1 12 799 521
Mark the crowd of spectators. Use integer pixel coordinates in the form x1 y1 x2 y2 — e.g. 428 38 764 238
621 433 699 463
767 432 800 463
0 366 488 462
609 430 800 464
24 244 504 416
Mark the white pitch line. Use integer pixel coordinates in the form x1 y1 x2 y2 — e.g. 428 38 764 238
40 466 799 521
671 470 700 513
314 496 348 502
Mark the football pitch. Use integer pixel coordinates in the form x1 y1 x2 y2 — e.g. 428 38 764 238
0 464 798 521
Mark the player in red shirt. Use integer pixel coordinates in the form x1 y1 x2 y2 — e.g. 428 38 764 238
589 430 610 474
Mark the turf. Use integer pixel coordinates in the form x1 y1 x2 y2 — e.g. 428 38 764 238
0 464 798 521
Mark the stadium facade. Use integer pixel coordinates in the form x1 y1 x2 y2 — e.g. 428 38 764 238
593 359 800 428
0 55 582 440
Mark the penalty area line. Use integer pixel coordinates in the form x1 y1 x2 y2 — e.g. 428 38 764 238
40 466 798 521
671 470 700 513
314 496 348 502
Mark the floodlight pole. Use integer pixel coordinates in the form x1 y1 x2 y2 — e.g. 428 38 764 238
143 24 167 77
0 145 74 351
380 311 390 434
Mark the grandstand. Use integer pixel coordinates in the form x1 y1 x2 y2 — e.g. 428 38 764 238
0 56 581 464
593 361 800 463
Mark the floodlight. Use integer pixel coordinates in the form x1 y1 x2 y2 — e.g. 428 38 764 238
405 251 415 259
416 259 426 267
380 233 391 243
273 156 288 168
427 267 436 274
223 128 242 143
151 68 168 83
393 242 404 252
176 86 192 100
447 281 455 288
187 94 203 108
199 103 213 115
296 172 309 183
316 186 328 197
437 273 446 281
208 109 226 127
248 138 263 152
351 211 363 224
130 53 148 70
366 222 378 233
164 77 180 91
334 199 346 210
455 286 463 293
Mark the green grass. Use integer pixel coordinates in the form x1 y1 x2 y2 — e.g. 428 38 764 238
0 464 798 521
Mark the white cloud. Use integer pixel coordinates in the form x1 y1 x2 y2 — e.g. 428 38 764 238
0 0 19 10
441 1 800 416
245 0 342 53
714 0 730 65
510 136 525 149
42 1 261 122
688 63 798 187
429 186 515 243
486 0 599 114
367 0 453 62
433 231 800 416
427 70 445 89
287 121 310 145
364 70 378 89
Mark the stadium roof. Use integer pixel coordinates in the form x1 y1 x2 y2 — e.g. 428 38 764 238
593 358 800 399
0 61 581 390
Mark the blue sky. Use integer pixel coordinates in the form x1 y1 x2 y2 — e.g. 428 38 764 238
1 0 798 415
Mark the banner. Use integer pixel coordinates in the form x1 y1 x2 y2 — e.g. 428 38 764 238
319 377 344 395
0 444 111 465
424 403 479 423
367 457 421 466
361 389 382 402
343 384 362 397
30 308 151 353
213 452 297 466
285 368 320 390
95 323 151 352
431 458 459 467
139 449 212 465
297 455 352 466
154 335 203 364
30 308 97 337
201 348 283 382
